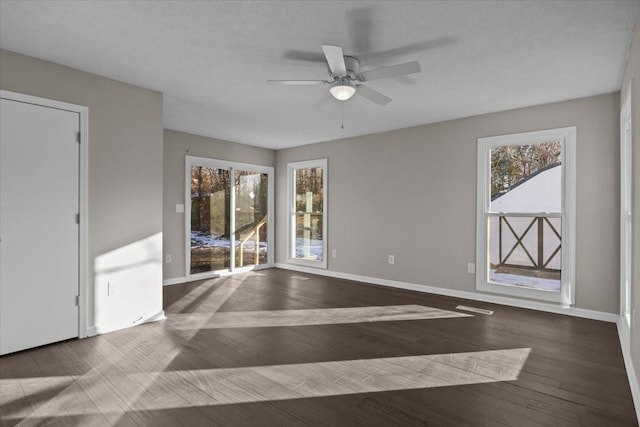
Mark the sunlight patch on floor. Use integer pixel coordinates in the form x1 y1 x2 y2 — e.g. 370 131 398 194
1 277 246 424
168 304 472 330
137 348 532 407
164 276 243 314
0 348 530 418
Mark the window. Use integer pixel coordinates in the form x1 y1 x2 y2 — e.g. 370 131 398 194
186 156 273 279
287 159 327 268
476 128 576 304
621 89 633 326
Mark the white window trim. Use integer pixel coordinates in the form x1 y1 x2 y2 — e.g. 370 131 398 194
287 159 328 269
475 127 576 306
184 155 274 281
621 83 634 330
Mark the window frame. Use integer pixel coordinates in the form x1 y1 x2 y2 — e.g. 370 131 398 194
621 86 634 328
287 159 328 269
185 155 274 281
475 127 576 305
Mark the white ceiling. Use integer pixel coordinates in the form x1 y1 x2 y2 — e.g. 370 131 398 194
1 1 638 150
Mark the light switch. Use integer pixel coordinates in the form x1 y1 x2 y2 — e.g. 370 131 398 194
176 204 184 213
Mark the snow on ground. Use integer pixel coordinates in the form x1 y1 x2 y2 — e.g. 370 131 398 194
295 238 323 260
191 231 267 251
191 232 324 259
489 269 560 292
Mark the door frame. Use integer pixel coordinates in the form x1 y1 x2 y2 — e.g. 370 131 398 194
620 83 634 339
184 155 275 281
1 90 89 339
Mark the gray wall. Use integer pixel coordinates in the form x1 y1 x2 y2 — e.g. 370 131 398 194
0 49 164 332
621 11 640 393
276 93 619 314
163 129 275 280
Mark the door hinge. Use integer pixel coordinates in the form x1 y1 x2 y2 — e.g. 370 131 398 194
75 295 80 306
76 132 81 143
76 213 80 224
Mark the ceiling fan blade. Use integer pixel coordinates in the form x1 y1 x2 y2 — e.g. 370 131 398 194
321 45 347 77
358 61 421 82
355 84 391 106
283 49 326 63
267 80 329 85
358 36 457 62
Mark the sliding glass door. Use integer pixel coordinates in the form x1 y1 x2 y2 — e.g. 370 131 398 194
234 170 269 268
189 165 231 274
186 157 273 278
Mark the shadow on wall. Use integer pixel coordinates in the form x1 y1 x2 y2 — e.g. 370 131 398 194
94 232 164 334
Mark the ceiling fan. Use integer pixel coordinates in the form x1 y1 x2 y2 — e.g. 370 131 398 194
268 44 421 106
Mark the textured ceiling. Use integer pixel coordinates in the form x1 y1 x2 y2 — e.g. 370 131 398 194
1 1 638 149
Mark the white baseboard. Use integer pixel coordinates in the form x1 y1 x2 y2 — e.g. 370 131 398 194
87 325 98 337
90 310 167 336
274 263 618 323
163 264 274 286
146 310 166 323
163 276 187 286
617 320 640 423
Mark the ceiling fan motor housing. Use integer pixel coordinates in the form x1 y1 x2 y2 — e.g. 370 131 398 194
334 55 360 80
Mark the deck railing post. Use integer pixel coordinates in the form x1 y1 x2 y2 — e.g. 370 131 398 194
537 216 544 269
499 216 503 264
255 223 261 265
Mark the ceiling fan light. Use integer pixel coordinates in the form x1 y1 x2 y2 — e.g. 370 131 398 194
329 82 356 101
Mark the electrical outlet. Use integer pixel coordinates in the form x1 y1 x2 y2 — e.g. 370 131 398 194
176 204 184 213
467 263 475 274
388 255 395 265
108 282 115 295
331 249 337 258
165 254 172 264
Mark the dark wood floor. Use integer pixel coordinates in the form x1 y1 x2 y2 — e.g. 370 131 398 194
1 268 637 426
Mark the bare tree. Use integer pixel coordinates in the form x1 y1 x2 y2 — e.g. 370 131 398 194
491 142 561 198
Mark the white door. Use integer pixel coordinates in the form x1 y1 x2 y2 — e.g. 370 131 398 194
0 98 80 355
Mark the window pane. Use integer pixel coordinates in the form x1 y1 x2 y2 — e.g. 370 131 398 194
488 141 563 292
190 166 230 274
490 142 562 213
293 166 324 261
488 215 561 292
234 170 269 267
295 213 323 260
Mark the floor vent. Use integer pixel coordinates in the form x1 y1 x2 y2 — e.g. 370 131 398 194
456 305 494 315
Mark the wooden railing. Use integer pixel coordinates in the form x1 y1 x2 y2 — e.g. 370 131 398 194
494 214 561 279
236 216 267 267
